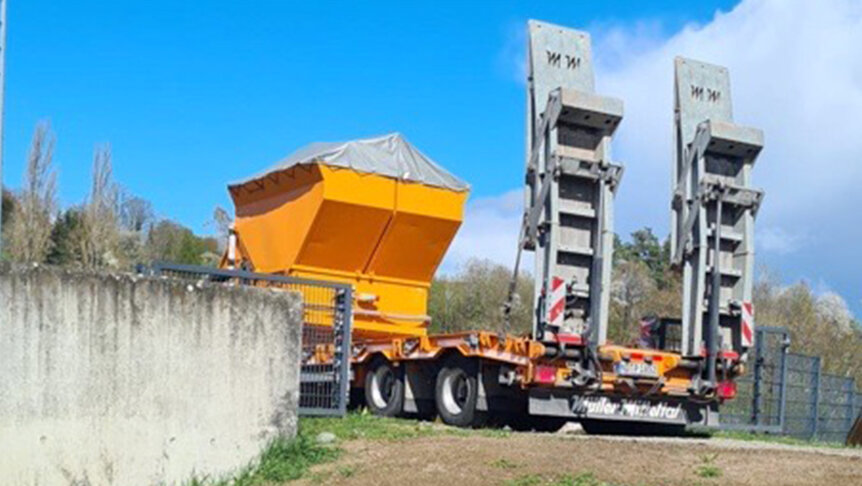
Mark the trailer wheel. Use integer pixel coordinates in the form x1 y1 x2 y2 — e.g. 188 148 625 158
435 357 485 428
364 358 404 417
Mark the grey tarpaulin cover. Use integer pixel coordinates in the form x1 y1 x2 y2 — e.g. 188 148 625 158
231 133 470 192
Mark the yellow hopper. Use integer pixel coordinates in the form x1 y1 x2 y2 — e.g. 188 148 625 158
226 133 469 339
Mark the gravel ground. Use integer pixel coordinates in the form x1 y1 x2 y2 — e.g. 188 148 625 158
297 427 862 485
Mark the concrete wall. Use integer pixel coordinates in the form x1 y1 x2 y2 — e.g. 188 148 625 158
0 264 303 486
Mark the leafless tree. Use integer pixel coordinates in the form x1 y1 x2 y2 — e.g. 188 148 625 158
112 189 155 266
74 144 120 268
6 121 57 263
119 190 154 233
208 205 232 253
816 292 854 333
754 269 862 382
611 260 656 332
428 259 534 335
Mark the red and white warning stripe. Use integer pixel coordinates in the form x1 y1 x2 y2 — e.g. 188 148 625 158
547 276 566 328
741 301 754 347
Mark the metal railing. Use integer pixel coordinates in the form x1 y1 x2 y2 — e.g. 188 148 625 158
142 262 352 417
719 325 861 442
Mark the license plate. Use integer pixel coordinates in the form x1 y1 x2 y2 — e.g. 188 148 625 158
614 361 658 378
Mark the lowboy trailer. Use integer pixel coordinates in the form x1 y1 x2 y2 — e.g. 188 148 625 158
219 19 764 433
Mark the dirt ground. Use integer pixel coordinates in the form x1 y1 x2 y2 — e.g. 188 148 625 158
297 432 862 486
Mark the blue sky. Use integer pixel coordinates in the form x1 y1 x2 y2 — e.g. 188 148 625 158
4 1 735 217
4 1 861 317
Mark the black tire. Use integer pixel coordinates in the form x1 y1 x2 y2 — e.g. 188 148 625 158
580 419 686 436
364 358 404 417
435 356 486 428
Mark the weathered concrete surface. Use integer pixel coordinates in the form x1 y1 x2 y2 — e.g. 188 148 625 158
0 264 303 485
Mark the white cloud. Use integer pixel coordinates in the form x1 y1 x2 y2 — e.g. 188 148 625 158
594 0 862 243
451 0 862 314
440 189 523 274
589 0 862 313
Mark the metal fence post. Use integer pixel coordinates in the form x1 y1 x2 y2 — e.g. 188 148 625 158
847 378 856 436
777 332 789 432
752 331 764 426
335 286 353 415
811 356 821 440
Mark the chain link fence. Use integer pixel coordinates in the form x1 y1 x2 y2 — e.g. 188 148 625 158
142 262 352 417
719 326 861 442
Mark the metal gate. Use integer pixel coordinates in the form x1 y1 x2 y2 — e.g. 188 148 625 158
719 325 862 442
143 262 352 416
720 326 790 433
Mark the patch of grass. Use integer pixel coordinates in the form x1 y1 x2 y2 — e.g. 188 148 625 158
478 427 514 439
302 409 517 442
506 472 619 486
186 410 518 485
248 434 339 483
184 427 340 485
695 453 722 479
696 465 722 479
490 458 520 469
712 430 846 449
300 409 439 442
506 474 545 486
555 473 619 486
337 464 358 478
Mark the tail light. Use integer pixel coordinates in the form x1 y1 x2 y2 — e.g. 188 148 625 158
717 380 737 400
534 365 557 384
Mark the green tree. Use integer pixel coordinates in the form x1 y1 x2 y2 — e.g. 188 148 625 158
1 187 14 229
609 227 681 344
145 220 216 266
1 187 16 259
615 227 672 288
47 208 84 265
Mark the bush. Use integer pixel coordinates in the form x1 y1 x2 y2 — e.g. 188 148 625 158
754 269 862 382
428 259 533 335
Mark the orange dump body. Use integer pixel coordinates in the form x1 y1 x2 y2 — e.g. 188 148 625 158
228 163 468 339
